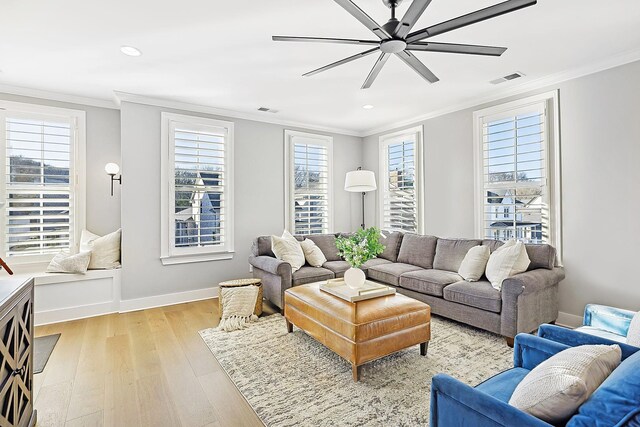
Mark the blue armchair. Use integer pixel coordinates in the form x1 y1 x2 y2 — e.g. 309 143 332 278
575 304 636 343
430 329 640 427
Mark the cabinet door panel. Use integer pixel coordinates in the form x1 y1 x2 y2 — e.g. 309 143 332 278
14 290 33 427
0 307 17 426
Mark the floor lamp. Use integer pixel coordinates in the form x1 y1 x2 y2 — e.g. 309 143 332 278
345 167 377 229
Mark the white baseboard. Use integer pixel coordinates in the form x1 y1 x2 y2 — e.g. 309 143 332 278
35 301 119 326
119 287 219 313
557 311 583 328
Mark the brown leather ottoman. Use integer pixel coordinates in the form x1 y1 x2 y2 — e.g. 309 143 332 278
284 282 431 381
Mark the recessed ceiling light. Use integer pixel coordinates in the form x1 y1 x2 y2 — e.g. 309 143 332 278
362 104 374 110
120 46 142 57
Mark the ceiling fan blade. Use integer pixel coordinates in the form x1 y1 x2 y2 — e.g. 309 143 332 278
333 0 391 39
395 51 439 83
361 52 391 89
303 47 380 77
394 0 433 39
407 42 507 56
272 36 379 46
406 0 537 43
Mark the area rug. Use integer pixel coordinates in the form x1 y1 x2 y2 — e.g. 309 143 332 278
199 314 513 426
34 333 61 374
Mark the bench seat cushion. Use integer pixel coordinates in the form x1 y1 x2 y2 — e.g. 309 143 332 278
398 269 463 297
367 263 424 286
443 280 502 313
292 266 334 286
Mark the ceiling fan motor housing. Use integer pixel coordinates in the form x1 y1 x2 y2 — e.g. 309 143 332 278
380 39 407 53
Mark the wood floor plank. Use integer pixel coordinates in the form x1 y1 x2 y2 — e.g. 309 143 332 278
65 411 103 427
31 298 265 427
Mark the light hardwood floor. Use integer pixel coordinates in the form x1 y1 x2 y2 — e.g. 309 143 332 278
34 299 269 427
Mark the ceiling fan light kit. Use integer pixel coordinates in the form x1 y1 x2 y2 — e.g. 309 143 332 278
273 0 537 89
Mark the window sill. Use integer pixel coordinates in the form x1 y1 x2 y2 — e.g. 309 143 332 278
160 251 234 266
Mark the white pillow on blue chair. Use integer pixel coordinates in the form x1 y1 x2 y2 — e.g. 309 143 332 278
627 312 640 346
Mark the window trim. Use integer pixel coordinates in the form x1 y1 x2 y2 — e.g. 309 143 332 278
283 130 334 235
160 112 235 265
378 125 424 234
472 90 562 261
0 100 86 266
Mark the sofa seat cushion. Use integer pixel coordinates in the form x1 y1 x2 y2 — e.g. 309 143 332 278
367 263 424 286
575 326 627 344
398 269 463 297
443 280 502 313
567 350 640 427
433 239 482 272
292 266 334 286
475 367 530 403
322 260 351 278
396 233 438 269
361 258 390 277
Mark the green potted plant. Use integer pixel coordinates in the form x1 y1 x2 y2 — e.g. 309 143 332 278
336 227 385 289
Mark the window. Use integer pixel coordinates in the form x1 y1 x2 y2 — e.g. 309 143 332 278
284 130 333 235
161 113 234 265
0 101 85 264
473 91 561 253
379 126 424 233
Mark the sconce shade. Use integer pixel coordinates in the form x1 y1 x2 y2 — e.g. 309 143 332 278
345 170 376 192
105 163 120 175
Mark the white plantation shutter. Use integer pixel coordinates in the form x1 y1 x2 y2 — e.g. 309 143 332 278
480 102 549 243
168 119 230 254
285 131 333 235
2 114 77 258
380 128 422 233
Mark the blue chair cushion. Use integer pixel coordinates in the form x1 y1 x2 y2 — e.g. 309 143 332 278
476 368 530 403
567 350 640 426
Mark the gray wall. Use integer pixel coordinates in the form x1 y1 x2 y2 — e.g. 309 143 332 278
0 93 121 235
363 60 640 317
120 101 363 300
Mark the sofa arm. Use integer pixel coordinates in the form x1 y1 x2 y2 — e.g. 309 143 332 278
502 267 565 297
430 373 551 427
248 255 292 277
538 324 639 360
583 304 635 336
513 333 570 370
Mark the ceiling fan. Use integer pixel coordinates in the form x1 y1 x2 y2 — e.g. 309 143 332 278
273 0 536 89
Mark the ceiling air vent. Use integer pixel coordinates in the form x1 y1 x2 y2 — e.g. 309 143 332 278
257 107 278 113
490 72 525 85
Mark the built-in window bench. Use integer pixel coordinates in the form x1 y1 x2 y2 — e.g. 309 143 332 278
9 268 121 326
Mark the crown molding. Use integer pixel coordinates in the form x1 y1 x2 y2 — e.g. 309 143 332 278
360 48 640 137
0 83 118 110
113 91 361 137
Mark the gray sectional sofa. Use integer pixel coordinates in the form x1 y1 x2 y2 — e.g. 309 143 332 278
248 232 565 343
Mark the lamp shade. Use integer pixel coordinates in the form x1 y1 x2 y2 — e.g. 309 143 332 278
344 170 376 192
104 163 120 175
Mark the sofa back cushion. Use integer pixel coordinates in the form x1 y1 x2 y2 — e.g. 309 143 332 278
253 236 275 257
305 234 341 261
379 231 404 262
525 244 556 270
567 349 640 427
396 234 437 269
433 239 482 272
483 240 556 271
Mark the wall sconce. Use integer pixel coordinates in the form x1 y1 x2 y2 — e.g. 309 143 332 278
105 163 121 196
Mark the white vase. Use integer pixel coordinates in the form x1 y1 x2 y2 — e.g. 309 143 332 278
344 267 366 289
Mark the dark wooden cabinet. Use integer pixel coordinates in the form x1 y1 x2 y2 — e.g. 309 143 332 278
0 278 36 427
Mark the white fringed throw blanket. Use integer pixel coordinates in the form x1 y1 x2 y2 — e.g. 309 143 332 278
217 285 259 332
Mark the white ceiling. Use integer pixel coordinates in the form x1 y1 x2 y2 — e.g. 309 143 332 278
1 0 639 135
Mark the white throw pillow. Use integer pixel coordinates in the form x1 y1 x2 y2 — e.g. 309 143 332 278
299 239 327 268
509 344 621 424
271 231 305 272
46 251 92 274
81 229 121 269
485 240 530 291
458 245 490 282
627 311 640 346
